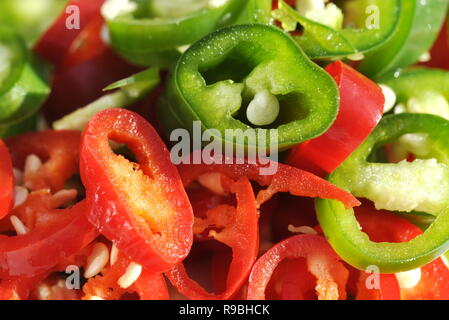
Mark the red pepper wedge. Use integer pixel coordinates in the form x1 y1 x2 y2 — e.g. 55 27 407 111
355 205 449 300
0 139 14 220
355 272 401 300
80 108 194 273
34 0 105 67
247 234 349 300
6 130 81 193
287 61 384 176
166 173 258 300
178 152 360 209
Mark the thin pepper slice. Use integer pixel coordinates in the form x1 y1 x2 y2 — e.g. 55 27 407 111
316 113 449 273
161 24 339 151
355 205 449 300
287 61 384 176
102 0 248 67
247 234 349 300
7 130 81 192
273 0 400 59
167 174 258 300
359 0 449 77
80 108 194 273
178 152 360 209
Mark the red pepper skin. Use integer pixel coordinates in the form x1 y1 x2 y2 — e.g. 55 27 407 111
178 152 360 209
423 22 449 70
59 15 108 70
6 130 81 192
34 0 105 67
287 61 384 176
355 205 449 300
247 234 348 300
0 200 97 278
0 139 14 220
80 108 194 273
166 175 258 300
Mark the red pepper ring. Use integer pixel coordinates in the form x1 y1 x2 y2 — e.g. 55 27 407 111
0 139 14 220
6 130 81 192
166 175 258 300
80 108 194 273
247 234 349 300
0 200 97 278
178 152 360 209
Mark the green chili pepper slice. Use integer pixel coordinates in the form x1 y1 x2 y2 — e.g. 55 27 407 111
316 113 449 273
359 0 449 77
160 23 339 151
102 0 255 67
273 0 400 59
0 27 51 126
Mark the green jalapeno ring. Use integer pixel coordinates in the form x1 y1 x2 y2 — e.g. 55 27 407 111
316 113 449 273
162 23 339 151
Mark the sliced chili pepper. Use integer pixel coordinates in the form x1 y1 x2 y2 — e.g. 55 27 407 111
102 0 252 67
178 152 360 209
0 139 14 220
316 113 449 273
160 23 339 151
377 67 449 119
83 254 168 300
80 108 194 272
166 174 258 300
59 15 108 71
7 130 81 192
287 61 384 176
355 205 449 300
0 200 97 278
359 0 449 77
273 0 400 59
247 234 349 300
34 0 105 67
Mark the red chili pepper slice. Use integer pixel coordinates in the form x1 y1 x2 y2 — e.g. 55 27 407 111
80 108 194 273
6 130 81 193
34 0 105 67
287 61 384 176
0 139 14 220
166 173 258 300
178 152 360 209
83 254 168 300
247 234 349 300
0 200 97 278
